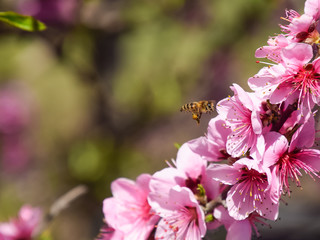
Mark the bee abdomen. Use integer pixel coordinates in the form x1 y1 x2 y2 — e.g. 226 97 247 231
180 102 195 112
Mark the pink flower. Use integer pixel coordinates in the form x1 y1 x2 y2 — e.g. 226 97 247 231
148 186 206 239
256 0 320 62
280 12 315 41
279 110 315 150
280 0 320 44
149 143 223 237
263 131 320 196
103 174 159 240
149 143 221 205
208 158 279 221
255 35 291 63
249 43 320 112
217 84 265 158
0 205 42 240
188 116 232 162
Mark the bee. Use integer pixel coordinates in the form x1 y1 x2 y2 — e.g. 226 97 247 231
180 100 215 124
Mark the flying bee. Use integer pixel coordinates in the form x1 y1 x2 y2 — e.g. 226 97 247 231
180 100 215 124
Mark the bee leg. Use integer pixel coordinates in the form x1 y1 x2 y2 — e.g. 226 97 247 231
192 113 198 121
197 113 202 124
192 113 201 124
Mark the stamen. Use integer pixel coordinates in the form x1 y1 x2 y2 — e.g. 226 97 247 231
256 60 276 66
280 17 291 22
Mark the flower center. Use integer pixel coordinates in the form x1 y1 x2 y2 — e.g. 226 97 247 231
275 150 319 195
185 176 202 194
285 63 320 107
238 167 268 197
159 206 199 239
186 206 198 224
296 21 320 44
293 63 319 87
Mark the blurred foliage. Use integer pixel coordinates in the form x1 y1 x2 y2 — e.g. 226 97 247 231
38 231 53 240
0 0 312 240
111 0 276 120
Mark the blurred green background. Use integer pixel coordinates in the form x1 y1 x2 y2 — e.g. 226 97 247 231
0 0 319 240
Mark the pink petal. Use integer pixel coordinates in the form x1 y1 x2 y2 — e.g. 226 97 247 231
281 43 313 66
289 14 314 33
251 109 263 134
189 116 231 162
188 136 210 158
207 164 240 185
304 0 320 18
269 167 281 203
231 84 253 111
290 112 315 151
250 134 265 161
269 83 293 104
295 149 320 171
263 132 288 168
176 143 206 179
135 174 152 193
312 57 320 73
226 220 252 240
207 116 231 144
213 205 234 229
103 198 118 229
149 168 185 196
226 185 255 220
111 178 146 203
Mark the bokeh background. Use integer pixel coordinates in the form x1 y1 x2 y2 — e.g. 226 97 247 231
0 0 319 239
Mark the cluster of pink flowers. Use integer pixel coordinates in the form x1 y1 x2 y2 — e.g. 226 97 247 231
101 0 320 239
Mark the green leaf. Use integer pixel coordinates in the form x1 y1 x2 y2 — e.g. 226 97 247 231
0 11 46 32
